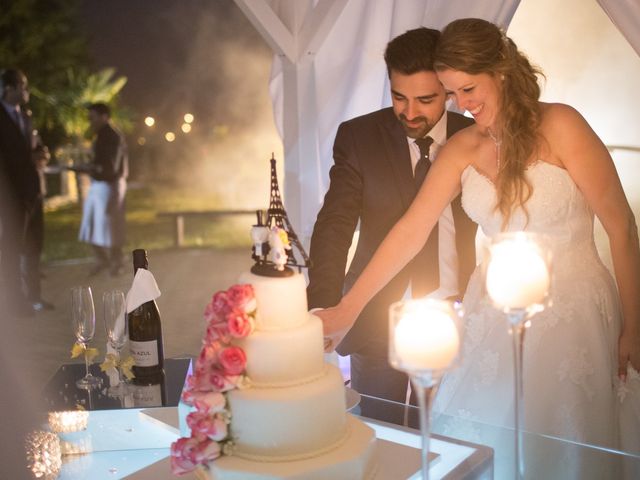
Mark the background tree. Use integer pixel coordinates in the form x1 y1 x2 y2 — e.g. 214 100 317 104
0 0 132 147
0 0 89 145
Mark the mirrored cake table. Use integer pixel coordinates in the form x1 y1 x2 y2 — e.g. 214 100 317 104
41 358 639 479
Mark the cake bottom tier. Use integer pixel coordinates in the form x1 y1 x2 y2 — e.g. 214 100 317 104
200 415 377 480
227 364 347 459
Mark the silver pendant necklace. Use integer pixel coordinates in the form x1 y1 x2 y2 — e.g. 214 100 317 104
487 127 502 170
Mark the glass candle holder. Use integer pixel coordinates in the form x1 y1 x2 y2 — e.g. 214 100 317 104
389 298 464 480
48 410 89 434
25 430 62 479
483 231 552 480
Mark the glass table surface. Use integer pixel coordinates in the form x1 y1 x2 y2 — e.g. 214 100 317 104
42 360 639 479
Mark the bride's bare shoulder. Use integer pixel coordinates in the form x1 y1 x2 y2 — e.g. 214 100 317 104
439 124 483 166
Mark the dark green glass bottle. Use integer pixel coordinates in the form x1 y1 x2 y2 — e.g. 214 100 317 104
128 249 165 382
131 371 167 407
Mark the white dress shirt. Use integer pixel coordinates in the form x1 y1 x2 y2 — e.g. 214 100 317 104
406 111 459 299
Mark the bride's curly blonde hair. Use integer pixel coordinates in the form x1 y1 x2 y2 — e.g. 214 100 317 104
434 18 544 228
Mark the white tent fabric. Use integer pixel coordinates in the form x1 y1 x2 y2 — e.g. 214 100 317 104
236 0 639 246
597 0 640 58
236 0 521 243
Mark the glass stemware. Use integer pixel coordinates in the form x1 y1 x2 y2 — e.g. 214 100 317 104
388 298 464 480
103 290 128 396
483 232 552 479
71 286 102 389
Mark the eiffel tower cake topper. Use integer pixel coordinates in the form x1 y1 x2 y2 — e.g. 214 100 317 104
250 154 311 277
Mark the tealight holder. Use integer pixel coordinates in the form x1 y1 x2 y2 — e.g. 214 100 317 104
389 298 464 480
483 231 552 480
48 410 92 455
48 410 89 434
25 430 62 479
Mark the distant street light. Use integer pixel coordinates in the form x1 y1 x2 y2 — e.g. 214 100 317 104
137 137 146 145
144 116 155 127
165 132 176 142
181 123 192 133
184 113 194 124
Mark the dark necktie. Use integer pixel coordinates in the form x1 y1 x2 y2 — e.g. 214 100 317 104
414 136 434 189
411 135 439 297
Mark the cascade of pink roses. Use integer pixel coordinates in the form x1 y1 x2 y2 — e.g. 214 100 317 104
170 284 256 475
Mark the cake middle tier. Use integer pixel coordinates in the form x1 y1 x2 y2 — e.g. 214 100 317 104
235 314 325 387
227 364 347 460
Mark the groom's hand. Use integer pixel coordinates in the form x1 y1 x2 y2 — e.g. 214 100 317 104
313 306 354 353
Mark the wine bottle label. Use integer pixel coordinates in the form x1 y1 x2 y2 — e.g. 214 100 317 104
132 384 163 407
129 340 160 367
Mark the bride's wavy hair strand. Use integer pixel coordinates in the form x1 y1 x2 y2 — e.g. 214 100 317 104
434 18 545 228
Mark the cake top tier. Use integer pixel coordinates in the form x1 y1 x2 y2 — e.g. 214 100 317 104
239 271 308 331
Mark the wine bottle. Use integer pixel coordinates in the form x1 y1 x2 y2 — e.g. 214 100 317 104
131 371 167 407
128 249 165 381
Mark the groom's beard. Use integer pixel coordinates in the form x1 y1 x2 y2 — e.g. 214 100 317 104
398 114 434 139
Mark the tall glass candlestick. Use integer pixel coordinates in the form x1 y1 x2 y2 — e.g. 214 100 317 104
484 232 552 480
389 298 464 480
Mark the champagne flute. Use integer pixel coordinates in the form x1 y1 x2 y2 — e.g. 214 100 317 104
71 286 102 389
103 290 128 396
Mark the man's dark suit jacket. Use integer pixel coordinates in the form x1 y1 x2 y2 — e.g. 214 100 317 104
307 107 477 356
0 106 38 233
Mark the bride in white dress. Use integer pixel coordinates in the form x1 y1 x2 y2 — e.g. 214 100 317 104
317 18 639 477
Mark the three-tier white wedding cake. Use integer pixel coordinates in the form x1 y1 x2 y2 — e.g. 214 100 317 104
180 271 377 479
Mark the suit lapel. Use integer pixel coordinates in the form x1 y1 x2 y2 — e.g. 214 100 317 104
379 109 415 210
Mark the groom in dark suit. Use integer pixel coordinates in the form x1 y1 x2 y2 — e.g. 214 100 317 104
307 28 477 419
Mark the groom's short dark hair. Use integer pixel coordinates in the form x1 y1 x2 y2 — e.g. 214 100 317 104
384 27 441 77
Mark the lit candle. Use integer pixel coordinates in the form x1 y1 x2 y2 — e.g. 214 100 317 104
48 410 89 433
486 236 550 309
393 305 460 371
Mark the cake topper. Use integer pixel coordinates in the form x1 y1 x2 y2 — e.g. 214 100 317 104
251 154 311 277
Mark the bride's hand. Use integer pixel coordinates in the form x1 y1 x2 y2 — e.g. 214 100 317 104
314 303 357 353
618 330 640 381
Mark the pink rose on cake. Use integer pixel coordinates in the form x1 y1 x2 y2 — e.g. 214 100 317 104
187 410 229 442
203 285 256 342
195 342 221 371
173 284 256 475
211 290 231 315
182 390 225 410
171 437 221 475
227 309 254 338
187 368 239 393
227 284 257 313
219 346 247 375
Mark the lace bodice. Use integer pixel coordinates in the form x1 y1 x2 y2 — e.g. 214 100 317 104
461 161 609 284
461 161 594 247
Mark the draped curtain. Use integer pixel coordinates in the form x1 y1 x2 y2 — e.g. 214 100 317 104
261 0 521 243
597 0 640 58
237 0 640 245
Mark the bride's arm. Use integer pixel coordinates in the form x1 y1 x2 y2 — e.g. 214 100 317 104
547 103 640 377
317 140 469 344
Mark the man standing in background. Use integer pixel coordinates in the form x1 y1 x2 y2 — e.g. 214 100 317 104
79 102 128 277
0 69 52 315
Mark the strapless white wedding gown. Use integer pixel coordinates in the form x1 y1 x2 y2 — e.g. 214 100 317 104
432 162 630 478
